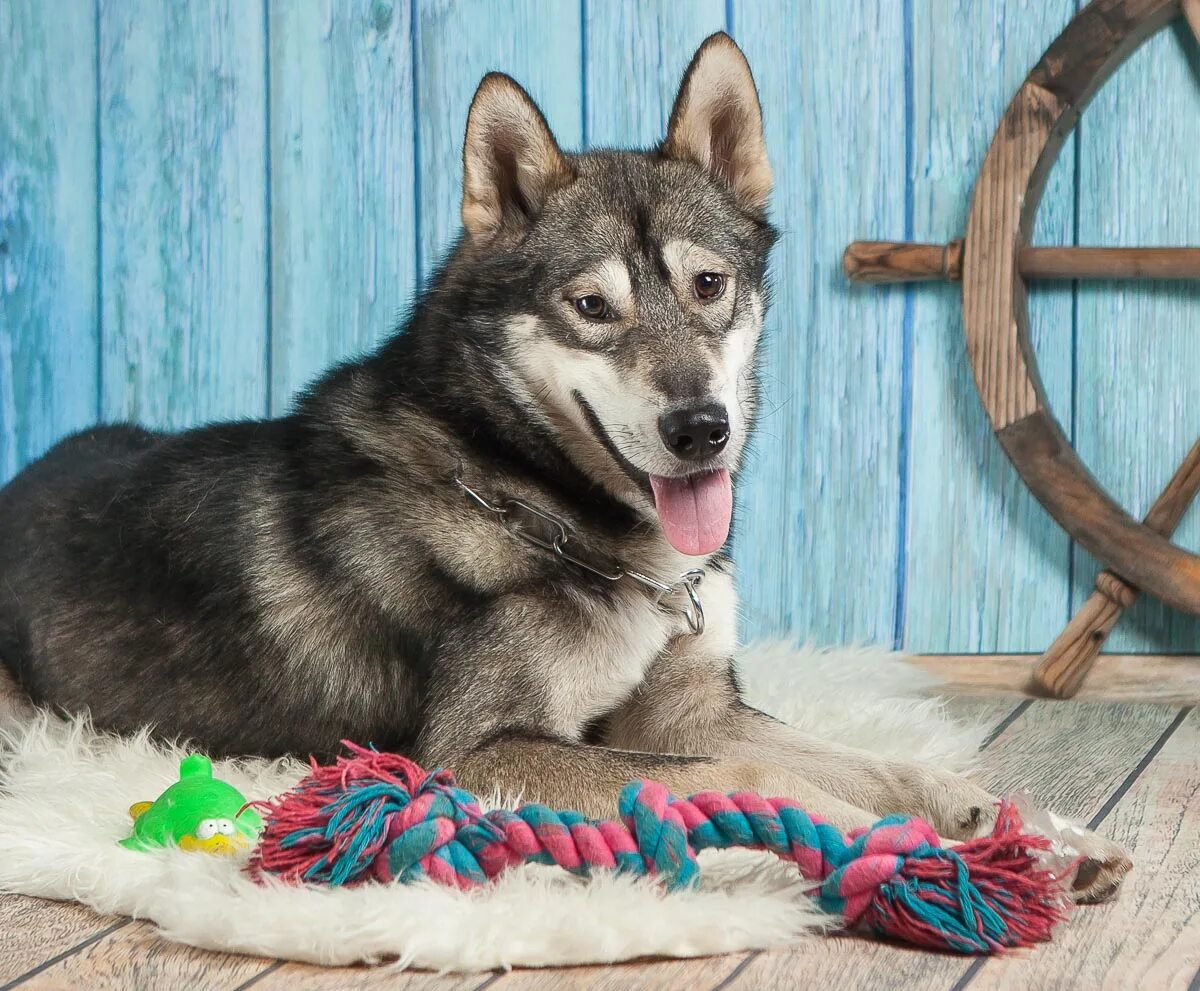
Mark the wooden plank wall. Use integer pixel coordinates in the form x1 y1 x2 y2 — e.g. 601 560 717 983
269 0 417 411
1071 19 1200 652
903 0 1077 653
2 0 1199 654
1 0 99 480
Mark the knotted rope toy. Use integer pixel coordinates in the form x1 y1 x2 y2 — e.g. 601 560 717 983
249 744 1070 954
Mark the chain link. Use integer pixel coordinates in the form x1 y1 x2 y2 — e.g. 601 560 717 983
453 475 705 635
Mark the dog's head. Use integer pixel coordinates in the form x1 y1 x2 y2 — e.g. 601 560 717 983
459 34 774 556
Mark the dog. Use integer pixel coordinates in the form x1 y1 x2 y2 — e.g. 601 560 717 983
0 34 1128 901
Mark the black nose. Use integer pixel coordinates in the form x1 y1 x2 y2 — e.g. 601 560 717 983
658 404 730 461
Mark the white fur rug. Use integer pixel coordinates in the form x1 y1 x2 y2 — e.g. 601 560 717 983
0 644 986 972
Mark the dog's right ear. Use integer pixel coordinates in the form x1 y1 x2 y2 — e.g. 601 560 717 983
461 73 574 244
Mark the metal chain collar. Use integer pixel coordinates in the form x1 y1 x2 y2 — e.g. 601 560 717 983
453 475 705 635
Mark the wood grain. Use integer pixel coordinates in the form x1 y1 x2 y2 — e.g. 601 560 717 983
723 699 1183 990
842 240 963 284
1187 0 1200 39
961 73 1053 428
1039 587 1150 693
1020 245 1200 280
243 959 494 990
912 652 1200 704
490 954 748 990
844 242 1200 283
412 0 582 283
942 0 1200 624
98 0 269 428
732 0 907 646
0 895 121 983
904 0 1077 652
1034 439 1200 697
583 0 726 149
942 695 1035 730
973 699 1180 817
1000 410 1200 618
19 919 270 991
969 708 1200 990
0 0 98 485
954 0 1200 627
1071 10 1200 649
268 0 418 413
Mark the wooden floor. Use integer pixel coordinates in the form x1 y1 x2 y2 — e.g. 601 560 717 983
1 670 1198 990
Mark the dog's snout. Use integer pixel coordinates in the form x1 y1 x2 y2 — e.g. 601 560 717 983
658 404 730 461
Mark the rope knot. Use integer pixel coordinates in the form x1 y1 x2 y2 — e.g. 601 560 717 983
248 741 485 887
825 804 1068 953
819 816 943 918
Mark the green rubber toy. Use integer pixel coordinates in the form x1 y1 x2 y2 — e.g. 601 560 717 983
119 754 263 855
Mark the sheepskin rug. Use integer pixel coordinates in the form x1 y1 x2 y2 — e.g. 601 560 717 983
0 643 987 972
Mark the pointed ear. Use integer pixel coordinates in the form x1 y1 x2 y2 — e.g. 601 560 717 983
662 33 772 213
461 73 574 243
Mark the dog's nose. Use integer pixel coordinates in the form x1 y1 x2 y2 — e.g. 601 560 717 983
658 404 730 461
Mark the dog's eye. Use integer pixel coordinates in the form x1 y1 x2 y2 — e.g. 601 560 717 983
694 272 726 301
574 294 612 321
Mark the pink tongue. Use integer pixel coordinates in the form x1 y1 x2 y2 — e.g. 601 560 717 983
648 469 733 556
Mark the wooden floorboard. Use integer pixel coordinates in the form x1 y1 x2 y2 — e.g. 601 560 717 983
965 707 1199 991
0 897 123 984
713 700 1182 991
239 953 750 991
911 653 1200 704
491 955 750 990
2 696 1194 989
235 959 496 990
14 919 272 991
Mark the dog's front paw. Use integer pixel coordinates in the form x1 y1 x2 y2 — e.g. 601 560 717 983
1048 816 1132 904
976 805 1131 903
957 803 1131 903
899 775 1133 902
892 766 999 841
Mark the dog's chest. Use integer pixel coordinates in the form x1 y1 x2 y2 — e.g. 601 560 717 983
540 591 680 734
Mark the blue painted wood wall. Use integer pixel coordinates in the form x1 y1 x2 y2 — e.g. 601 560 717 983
3 0 1199 653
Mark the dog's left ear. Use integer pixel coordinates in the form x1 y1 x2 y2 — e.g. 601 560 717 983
662 33 772 213
461 73 575 244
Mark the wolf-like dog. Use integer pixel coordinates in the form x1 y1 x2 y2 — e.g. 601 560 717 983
0 35 1127 899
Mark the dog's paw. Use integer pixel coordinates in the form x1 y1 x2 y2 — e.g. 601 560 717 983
965 803 1131 903
950 802 1131 902
889 765 999 841
1048 815 1132 904
974 805 1131 904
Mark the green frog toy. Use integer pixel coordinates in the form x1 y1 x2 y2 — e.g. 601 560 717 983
120 754 263 855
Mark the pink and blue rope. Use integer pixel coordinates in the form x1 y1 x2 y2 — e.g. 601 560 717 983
249 744 1069 954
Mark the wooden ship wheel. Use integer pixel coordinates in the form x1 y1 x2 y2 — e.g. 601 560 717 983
844 0 1200 697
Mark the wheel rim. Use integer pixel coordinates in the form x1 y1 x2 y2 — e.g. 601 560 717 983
961 0 1200 614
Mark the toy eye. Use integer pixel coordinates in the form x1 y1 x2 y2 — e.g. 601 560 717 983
694 272 726 301
574 294 613 320
215 819 236 836
194 819 219 840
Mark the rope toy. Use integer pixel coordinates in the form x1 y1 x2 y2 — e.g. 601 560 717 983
248 743 1070 954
